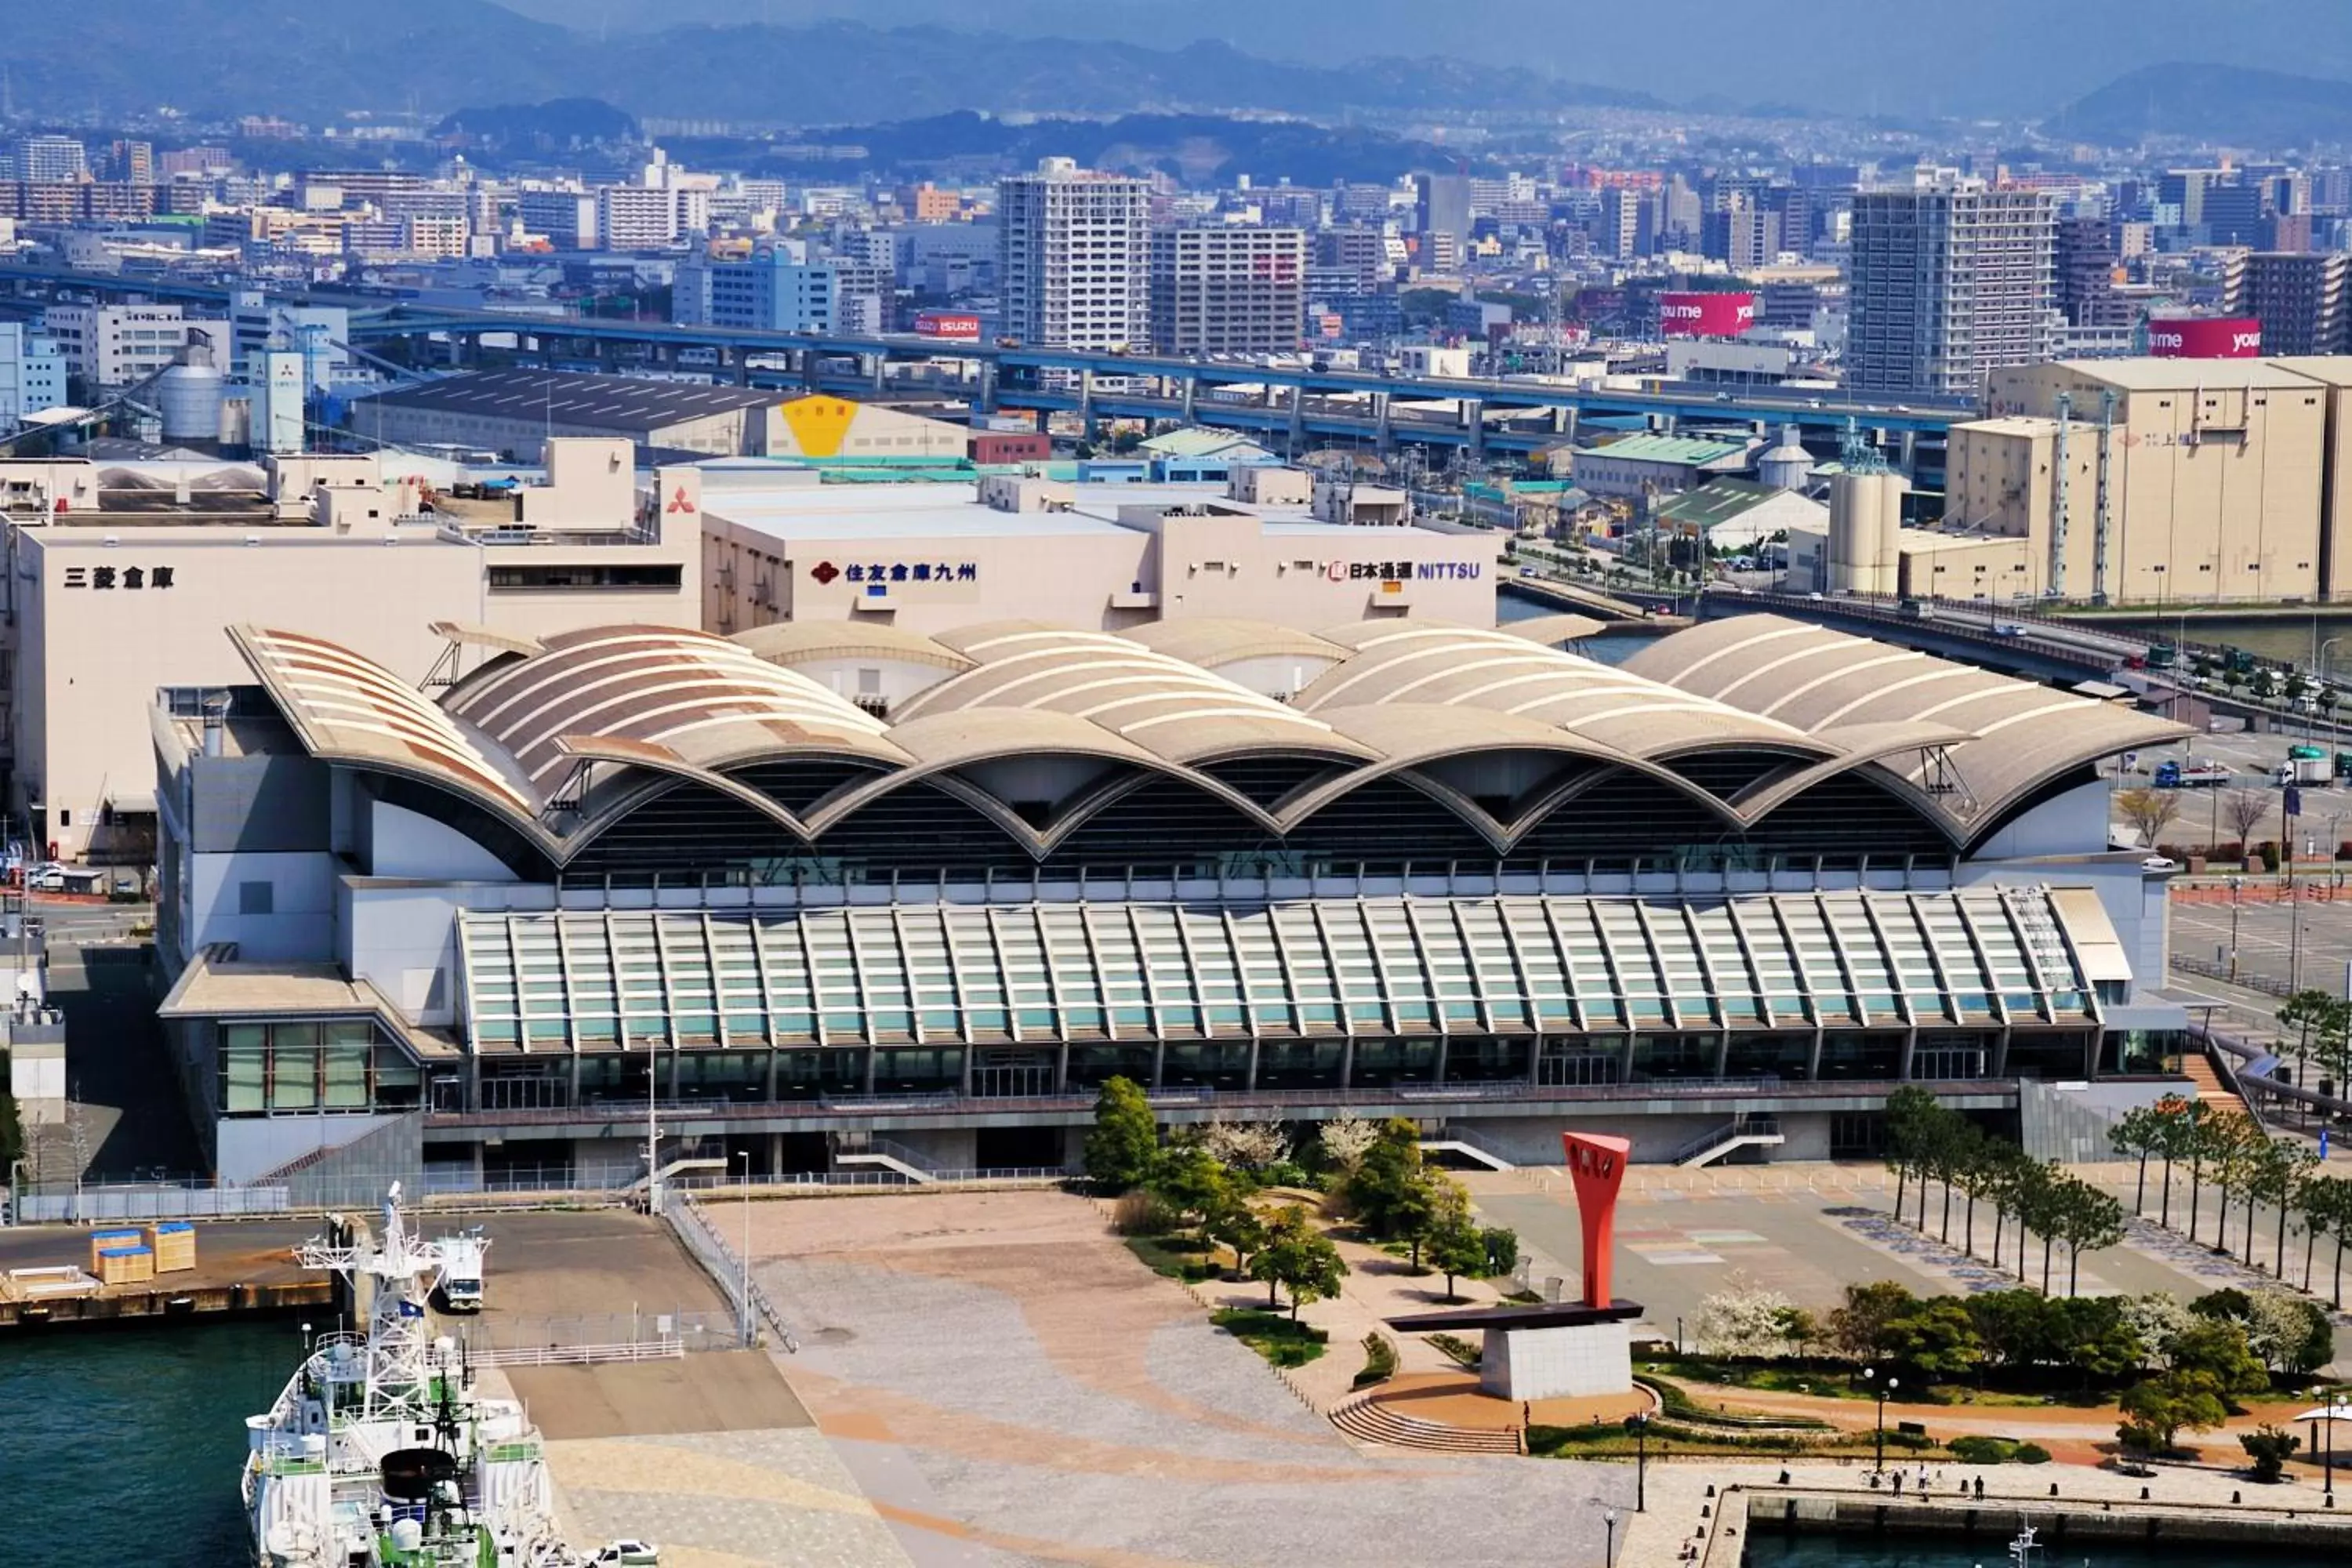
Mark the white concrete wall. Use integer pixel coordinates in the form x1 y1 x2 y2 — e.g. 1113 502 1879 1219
1479 1320 1632 1399
368 800 520 883
191 849 339 963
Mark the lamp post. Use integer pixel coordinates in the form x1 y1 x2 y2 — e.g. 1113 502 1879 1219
735 1149 752 1347
1602 1508 1617 1568
1624 1412 1650 1512
2230 876 2245 980
1866 1367 1898 1474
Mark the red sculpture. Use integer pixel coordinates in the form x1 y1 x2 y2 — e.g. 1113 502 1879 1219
1562 1131 1631 1307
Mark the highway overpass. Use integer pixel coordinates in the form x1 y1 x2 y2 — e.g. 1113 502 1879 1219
0 262 1966 467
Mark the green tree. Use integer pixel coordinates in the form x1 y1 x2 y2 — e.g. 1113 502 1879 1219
2118 1370 2229 1457
2164 1318 2272 1401
1203 1191 1269 1278
2147 1094 2203 1229
1479 1224 1520 1279
1965 1290 2060 1373
2197 1113 2259 1254
1249 1204 1348 1320
1083 1076 1160 1193
1343 1118 1430 1237
1151 1142 1232 1229
2053 1295 2147 1385
2110 1103 2169 1214
1881 1298 1985 1381
2275 990 2345 1081
1882 1084 1942 1225
1427 1210 1488 1302
2051 1177 2127 1296
1827 1280 1918 1363
2303 1173 2352 1308
2240 1423 2303 1483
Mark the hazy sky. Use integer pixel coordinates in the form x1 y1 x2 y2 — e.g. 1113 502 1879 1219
509 0 2352 118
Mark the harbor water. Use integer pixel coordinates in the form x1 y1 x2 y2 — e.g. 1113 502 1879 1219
1743 1530 2342 1566
0 1319 296 1566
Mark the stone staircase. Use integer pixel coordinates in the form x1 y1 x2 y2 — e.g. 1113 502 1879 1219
2181 1048 2252 1117
1328 1392 1524 1455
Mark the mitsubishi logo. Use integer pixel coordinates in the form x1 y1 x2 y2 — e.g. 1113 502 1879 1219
811 561 840 585
666 486 697 515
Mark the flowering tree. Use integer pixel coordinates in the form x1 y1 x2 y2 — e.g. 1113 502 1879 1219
1318 1116 1379 1171
1695 1274 1802 1359
1202 1119 1290 1175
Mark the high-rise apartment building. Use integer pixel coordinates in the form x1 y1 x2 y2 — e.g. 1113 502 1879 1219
2240 251 2350 355
12 135 88 183
0 323 68 427
2054 217 2131 328
1149 226 1306 356
1414 172 1473 258
997 159 1151 351
516 190 598 250
1848 176 2056 396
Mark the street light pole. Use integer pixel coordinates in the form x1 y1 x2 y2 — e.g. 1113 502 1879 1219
1624 1413 1649 1512
1602 1508 1617 1568
1866 1367 1897 1474
735 1149 752 1347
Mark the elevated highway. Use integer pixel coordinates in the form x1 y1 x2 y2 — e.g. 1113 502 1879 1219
0 262 1968 463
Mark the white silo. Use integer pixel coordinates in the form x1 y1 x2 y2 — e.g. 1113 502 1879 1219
1757 425 1813 492
155 337 225 445
1828 470 1907 597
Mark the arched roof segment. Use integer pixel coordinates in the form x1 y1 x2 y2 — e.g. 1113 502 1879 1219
1625 615 2190 829
729 620 976 673
442 624 900 793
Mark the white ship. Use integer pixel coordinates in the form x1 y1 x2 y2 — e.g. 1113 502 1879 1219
241 1184 588 1568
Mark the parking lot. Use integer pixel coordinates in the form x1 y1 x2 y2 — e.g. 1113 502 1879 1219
2116 724 2352 851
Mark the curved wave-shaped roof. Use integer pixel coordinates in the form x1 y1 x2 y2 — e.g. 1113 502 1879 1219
444 625 900 794
1297 622 1821 759
729 620 976 673
898 624 1364 767
1120 617 1351 670
1624 615 2189 831
230 626 541 821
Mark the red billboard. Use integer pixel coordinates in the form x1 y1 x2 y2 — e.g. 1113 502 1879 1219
1657 291 1755 338
914 311 982 342
2147 316 2263 358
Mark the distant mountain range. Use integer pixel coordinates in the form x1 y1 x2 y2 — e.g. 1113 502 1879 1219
0 1 1656 125
2053 64 2352 148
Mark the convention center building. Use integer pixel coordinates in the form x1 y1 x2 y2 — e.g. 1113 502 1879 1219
150 610 2189 1185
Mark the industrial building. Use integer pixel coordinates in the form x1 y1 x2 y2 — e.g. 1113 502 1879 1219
42 302 235 390
1 439 701 862
149 609 2186 1185
1848 176 2056 397
1570 434 1757 502
350 372 964 463
696 467 1495 638
1791 354 2352 606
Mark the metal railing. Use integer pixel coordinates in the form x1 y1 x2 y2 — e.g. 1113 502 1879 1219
662 1190 797 1354
431 1073 2007 1131
467 1338 683 1367
1666 1112 1781 1164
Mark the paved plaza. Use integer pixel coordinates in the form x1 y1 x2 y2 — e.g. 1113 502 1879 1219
744 1190 1635 1568
2172 879 2352 998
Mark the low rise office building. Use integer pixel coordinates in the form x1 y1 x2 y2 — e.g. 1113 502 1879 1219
2 438 700 862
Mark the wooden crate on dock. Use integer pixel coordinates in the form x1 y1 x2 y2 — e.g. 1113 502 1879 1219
95 1245 154 1286
88 1229 142 1272
144 1222 196 1273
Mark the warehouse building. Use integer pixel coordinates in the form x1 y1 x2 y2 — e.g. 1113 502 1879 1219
696 469 1496 639
2 438 699 862
352 372 969 465
152 611 2185 1185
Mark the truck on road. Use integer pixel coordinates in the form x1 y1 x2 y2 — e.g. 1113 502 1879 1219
432 1229 489 1313
2154 759 2232 788
2276 755 2332 786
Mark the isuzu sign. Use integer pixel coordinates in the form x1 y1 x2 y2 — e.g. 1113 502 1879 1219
915 312 982 341
2147 317 2262 358
1657 292 1755 337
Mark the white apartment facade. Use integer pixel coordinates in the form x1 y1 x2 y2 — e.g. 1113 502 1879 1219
42 303 236 389
1849 175 2056 397
0 323 67 427
998 159 1151 351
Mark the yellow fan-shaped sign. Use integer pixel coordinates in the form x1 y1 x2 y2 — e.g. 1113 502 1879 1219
779 396 858 459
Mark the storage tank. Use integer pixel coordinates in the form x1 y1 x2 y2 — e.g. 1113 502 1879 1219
1757 426 1813 492
1827 470 1907 596
155 339 225 444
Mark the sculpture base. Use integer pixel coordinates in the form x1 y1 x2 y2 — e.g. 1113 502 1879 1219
1479 1319 1634 1401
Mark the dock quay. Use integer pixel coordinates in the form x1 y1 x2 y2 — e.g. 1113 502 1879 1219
0 1217 335 1333
0 1276 332 1327
1722 1483 2352 1561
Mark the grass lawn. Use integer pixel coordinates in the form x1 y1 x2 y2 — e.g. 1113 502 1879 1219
1213 1308 1330 1368
1125 1232 1223 1283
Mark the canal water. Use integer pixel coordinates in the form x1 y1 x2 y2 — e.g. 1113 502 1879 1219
0 1318 297 1565
1744 1529 2339 1567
